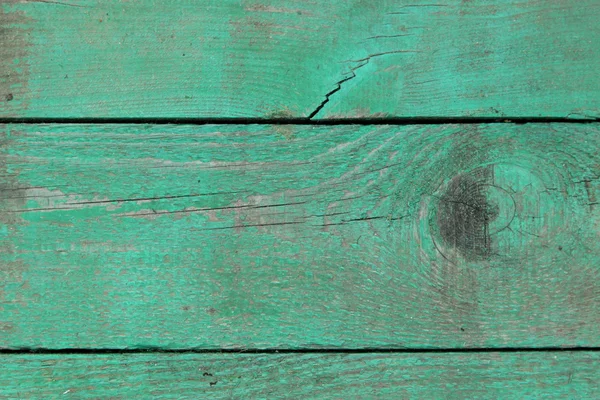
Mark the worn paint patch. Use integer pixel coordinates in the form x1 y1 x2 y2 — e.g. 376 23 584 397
0 3 30 116
0 126 28 310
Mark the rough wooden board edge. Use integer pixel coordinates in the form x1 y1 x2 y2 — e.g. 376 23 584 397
1 352 598 399
1 1 599 118
0 123 599 350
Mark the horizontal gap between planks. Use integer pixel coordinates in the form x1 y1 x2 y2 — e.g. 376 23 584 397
0 117 598 126
0 347 598 355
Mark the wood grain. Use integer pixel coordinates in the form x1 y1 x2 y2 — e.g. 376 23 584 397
0 1 598 119
1 352 598 398
0 123 598 349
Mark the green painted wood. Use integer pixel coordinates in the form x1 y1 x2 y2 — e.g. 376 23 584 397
1 352 598 398
1 1 598 119
0 123 599 349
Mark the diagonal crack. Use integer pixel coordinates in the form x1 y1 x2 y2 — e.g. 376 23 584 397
307 61 368 120
308 50 420 120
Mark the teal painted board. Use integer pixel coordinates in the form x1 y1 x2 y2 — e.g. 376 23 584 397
0 123 598 349
0 1 598 119
0 352 598 398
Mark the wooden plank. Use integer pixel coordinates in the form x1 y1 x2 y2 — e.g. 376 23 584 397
1 352 598 398
0 123 599 349
1 1 598 119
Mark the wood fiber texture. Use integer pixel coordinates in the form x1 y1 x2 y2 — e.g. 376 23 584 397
1 352 598 399
0 123 598 349
0 1 598 119
1 0 599 396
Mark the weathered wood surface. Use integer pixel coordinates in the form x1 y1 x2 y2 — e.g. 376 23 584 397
1 123 598 349
1 1 598 119
1 352 598 398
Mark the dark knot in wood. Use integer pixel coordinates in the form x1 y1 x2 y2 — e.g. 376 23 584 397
436 168 515 260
